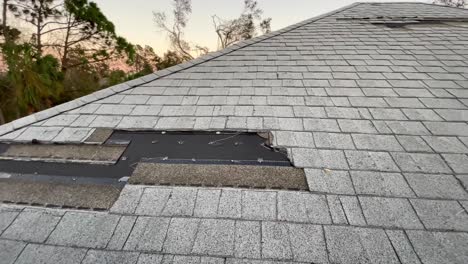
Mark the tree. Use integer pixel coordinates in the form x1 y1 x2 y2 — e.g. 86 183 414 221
155 50 185 70
2 42 63 117
107 69 126 86
2 0 6 33
1 0 22 42
133 44 157 74
153 0 207 60
57 0 135 72
212 0 271 49
2 0 9 42
8 0 62 56
434 0 467 8
0 0 14 124
8 0 134 71
59 46 103 102
1 0 23 124
0 0 136 123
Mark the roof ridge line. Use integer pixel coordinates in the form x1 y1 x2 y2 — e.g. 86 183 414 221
420 1 468 11
0 2 362 137
356 1 468 12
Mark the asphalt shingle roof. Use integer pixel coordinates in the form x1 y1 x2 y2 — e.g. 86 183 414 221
1 2 468 263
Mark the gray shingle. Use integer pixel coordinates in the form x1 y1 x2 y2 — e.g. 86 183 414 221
15 244 87 264
345 150 399 172
442 154 468 174
352 134 403 151
351 171 415 197
305 169 355 194
288 224 328 263
338 119 377 133
292 148 349 169
411 199 468 231
385 230 422 264
234 221 261 259
392 153 452 174
163 218 200 254
424 122 468 137
261 222 292 260
82 250 139 264
359 197 423 229
327 195 348 225
241 191 277 221
2 209 62 243
124 217 170 251
0 240 26 264
404 173 468 199
192 219 235 256
314 132 355 149
397 135 433 152
47 212 120 249
422 136 468 153
407 231 468 264
325 226 400 264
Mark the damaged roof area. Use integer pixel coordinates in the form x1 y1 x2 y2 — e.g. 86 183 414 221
0 131 299 209
0 2 468 264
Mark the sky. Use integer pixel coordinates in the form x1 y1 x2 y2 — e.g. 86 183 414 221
93 0 426 55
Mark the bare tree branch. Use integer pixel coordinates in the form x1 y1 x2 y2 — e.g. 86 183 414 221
212 0 271 50
434 0 467 7
153 0 208 60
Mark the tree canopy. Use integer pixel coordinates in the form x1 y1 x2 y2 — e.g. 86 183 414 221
434 0 467 8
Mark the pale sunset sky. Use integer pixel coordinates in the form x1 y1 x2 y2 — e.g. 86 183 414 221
92 0 425 55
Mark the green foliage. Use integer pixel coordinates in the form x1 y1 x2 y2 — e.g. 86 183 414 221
61 66 100 103
107 69 126 86
155 50 185 70
65 0 116 33
0 0 198 124
10 0 62 23
1 42 63 116
64 0 135 61
0 25 21 42
61 0 135 70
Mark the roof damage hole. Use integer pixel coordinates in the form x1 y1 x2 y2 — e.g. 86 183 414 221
337 16 468 29
131 163 308 191
108 131 290 166
0 131 307 210
0 144 126 164
114 131 306 190
84 128 114 144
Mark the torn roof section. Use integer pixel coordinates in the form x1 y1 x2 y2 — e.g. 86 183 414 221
0 2 467 148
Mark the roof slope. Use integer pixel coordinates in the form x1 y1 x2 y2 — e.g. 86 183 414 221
1 3 468 262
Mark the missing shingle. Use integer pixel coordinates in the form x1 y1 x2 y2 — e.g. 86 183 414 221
373 20 445 29
108 131 290 166
0 179 122 210
130 163 308 191
338 16 468 29
84 128 114 144
0 130 302 210
0 144 127 165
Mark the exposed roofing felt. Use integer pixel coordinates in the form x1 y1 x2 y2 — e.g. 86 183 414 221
1 3 468 263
